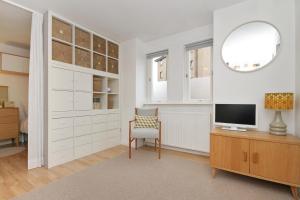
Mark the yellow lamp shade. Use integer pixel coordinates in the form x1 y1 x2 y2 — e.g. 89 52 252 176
265 93 294 110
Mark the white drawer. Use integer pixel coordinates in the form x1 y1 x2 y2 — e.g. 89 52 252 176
74 116 92 126
52 91 73 112
49 148 73 167
106 129 120 139
107 121 120 130
51 67 73 91
74 124 92 136
74 92 92 111
92 132 105 142
107 113 120 121
51 138 73 153
74 72 92 92
52 118 73 129
74 143 92 159
92 115 107 124
92 123 107 133
51 127 73 141
75 135 91 146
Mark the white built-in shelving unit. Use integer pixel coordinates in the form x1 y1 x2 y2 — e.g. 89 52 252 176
44 11 120 167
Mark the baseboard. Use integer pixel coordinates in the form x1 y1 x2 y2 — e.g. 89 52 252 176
144 142 209 157
28 158 42 169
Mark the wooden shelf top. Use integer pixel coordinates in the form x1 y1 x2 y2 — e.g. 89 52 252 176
211 128 300 145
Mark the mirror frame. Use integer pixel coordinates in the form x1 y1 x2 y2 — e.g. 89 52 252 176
221 21 282 73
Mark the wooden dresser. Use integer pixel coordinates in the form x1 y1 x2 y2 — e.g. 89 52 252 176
0 108 19 146
210 128 300 200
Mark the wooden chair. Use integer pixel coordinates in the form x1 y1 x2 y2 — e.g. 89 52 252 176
129 107 162 159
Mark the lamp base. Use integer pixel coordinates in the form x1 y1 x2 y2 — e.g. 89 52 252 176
269 111 287 136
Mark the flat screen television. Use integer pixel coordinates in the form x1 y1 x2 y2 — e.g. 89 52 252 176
214 104 257 131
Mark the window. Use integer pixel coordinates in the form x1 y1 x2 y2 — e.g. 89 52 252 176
186 40 213 101
147 50 168 102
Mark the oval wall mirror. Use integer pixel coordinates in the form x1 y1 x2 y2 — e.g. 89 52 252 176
222 21 281 72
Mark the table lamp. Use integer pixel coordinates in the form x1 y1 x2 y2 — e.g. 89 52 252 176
265 93 294 135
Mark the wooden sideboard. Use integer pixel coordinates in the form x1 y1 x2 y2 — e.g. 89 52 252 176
0 108 19 146
210 128 300 200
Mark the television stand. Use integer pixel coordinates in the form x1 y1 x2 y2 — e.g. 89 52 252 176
221 126 247 132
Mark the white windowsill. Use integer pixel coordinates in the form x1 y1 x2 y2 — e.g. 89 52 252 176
144 100 212 105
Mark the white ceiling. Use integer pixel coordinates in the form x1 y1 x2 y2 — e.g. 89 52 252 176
9 0 246 42
0 1 31 49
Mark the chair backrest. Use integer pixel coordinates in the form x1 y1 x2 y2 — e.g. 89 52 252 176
135 107 158 117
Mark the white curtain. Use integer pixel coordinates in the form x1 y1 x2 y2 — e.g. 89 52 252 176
28 12 44 169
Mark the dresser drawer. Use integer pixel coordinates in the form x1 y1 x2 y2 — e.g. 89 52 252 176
52 17 72 43
51 127 73 141
74 124 92 136
92 114 107 124
74 72 92 92
0 108 18 117
51 67 73 91
51 138 73 153
0 124 18 138
52 118 73 130
74 116 92 126
52 91 74 112
74 92 92 111
107 58 118 74
75 135 91 146
0 115 18 124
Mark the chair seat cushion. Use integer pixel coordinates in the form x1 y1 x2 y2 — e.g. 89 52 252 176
131 128 159 139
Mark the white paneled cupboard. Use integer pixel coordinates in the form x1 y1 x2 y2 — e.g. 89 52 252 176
44 11 120 168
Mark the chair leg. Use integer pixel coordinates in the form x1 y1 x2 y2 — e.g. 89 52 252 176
155 139 157 151
129 137 132 159
135 138 138 150
158 139 161 159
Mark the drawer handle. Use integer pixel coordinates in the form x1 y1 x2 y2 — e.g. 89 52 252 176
98 44 101 48
59 29 64 34
98 62 101 65
243 152 248 162
253 153 259 164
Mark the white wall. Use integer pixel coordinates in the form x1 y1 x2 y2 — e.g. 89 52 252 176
145 25 213 101
213 0 296 133
120 38 146 145
296 0 300 137
0 43 29 121
0 43 30 57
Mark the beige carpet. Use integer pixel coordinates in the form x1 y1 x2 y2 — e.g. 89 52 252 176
0 146 25 158
15 150 293 200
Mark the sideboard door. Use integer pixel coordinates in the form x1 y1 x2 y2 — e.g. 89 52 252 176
250 140 300 185
210 135 250 173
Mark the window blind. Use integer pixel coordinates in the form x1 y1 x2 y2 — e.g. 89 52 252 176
185 39 213 50
146 49 168 59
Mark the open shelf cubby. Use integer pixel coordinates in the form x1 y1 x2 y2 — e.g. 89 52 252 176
93 75 106 93
108 94 119 109
93 93 107 110
107 78 119 94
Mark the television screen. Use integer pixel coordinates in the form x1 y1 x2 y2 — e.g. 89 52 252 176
215 104 256 126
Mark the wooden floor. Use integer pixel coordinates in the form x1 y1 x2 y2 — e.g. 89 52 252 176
0 145 208 200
